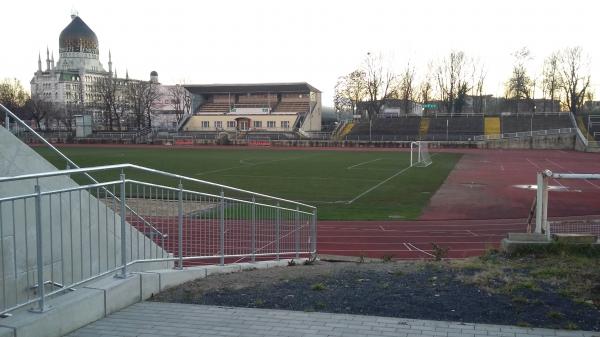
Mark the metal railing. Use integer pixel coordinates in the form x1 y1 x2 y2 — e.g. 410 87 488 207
0 164 316 315
473 127 576 141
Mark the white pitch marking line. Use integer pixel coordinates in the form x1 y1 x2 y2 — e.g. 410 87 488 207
348 165 411 204
347 158 382 170
407 243 436 257
545 158 600 190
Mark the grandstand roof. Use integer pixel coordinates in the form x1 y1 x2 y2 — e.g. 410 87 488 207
184 82 320 94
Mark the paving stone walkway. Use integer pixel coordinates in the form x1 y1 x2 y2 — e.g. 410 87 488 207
66 302 596 337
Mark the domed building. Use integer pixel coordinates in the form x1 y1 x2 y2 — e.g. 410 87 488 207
30 14 171 131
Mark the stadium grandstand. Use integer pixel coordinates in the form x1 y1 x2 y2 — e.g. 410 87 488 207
343 112 576 141
179 83 322 139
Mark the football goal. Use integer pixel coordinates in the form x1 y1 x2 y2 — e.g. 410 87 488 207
534 169 600 238
410 141 432 167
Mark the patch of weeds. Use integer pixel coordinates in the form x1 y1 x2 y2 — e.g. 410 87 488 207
511 295 529 305
303 256 318 265
516 321 532 328
546 310 563 320
315 301 326 309
380 282 390 289
564 322 579 330
287 259 297 267
381 254 394 263
431 243 448 261
357 253 366 264
254 298 265 306
513 280 540 292
531 266 569 279
311 282 327 291
393 270 404 277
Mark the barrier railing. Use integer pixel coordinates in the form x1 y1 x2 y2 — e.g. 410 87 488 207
0 164 316 315
473 128 577 141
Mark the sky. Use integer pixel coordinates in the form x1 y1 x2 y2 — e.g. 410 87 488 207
1 0 599 106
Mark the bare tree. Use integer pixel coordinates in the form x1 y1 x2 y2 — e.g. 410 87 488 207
0 78 29 117
435 51 470 114
26 94 55 129
334 70 367 118
418 63 434 105
168 84 191 123
471 60 487 114
95 75 125 130
398 62 416 114
126 80 161 130
364 52 395 119
558 47 591 114
542 51 560 112
505 47 533 112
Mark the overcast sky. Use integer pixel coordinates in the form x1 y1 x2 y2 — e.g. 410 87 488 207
1 0 598 106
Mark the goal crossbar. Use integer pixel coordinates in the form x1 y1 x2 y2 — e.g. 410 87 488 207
535 169 600 238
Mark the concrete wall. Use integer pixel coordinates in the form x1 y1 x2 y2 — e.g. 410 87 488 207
0 127 170 313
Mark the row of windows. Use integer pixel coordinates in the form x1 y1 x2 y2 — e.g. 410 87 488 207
200 120 290 129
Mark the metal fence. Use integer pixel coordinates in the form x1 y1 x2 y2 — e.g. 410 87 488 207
0 164 316 316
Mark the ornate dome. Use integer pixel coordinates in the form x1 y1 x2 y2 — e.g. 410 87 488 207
59 16 99 55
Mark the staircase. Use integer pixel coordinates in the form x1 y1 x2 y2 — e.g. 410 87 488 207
419 118 430 138
484 117 501 135
337 121 355 140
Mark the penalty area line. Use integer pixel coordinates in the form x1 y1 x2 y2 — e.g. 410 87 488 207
346 158 382 170
347 165 412 204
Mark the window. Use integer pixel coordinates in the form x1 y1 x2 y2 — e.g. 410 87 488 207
267 121 276 128
281 121 290 129
201 121 209 128
215 121 223 128
253 121 262 128
227 121 236 128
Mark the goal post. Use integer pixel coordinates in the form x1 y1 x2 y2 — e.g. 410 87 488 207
410 141 432 167
535 170 600 238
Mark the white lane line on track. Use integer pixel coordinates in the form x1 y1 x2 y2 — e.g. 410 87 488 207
407 243 436 257
545 158 600 190
403 243 412 251
526 158 566 188
347 158 382 170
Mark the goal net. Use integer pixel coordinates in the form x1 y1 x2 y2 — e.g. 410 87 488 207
410 141 432 167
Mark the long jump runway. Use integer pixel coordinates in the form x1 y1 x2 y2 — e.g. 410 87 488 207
318 149 600 260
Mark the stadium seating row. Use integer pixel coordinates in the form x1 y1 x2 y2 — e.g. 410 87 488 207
346 115 574 140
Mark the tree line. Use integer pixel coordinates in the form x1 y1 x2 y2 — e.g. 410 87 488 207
335 47 592 119
0 77 190 131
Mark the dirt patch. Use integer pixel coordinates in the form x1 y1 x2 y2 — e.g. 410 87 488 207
151 256 600 331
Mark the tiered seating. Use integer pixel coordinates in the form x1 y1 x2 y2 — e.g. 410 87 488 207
275 102 310 113
347 117 421 140
427 117 484 140
500 114 573 133
579 114 600 141
198 103 230 113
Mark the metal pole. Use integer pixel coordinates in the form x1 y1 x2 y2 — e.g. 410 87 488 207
276 202 280 261
177 182 183 269
219 190 225 266
33 184 46 312
295 206 300 259
5 113 9 132
311 209 317 258
251 195 256 263
542 178 549 239
117 174 128 278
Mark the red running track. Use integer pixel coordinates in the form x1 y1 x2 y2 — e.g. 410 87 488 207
318 149 600 260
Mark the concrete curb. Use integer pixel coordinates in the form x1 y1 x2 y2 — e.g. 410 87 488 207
0 258 304 337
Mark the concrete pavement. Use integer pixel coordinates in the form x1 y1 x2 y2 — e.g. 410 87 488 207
65 302 597 337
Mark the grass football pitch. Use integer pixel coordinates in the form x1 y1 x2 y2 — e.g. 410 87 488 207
36 147 461 220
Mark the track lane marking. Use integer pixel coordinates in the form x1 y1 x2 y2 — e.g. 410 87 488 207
545 158 600 189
